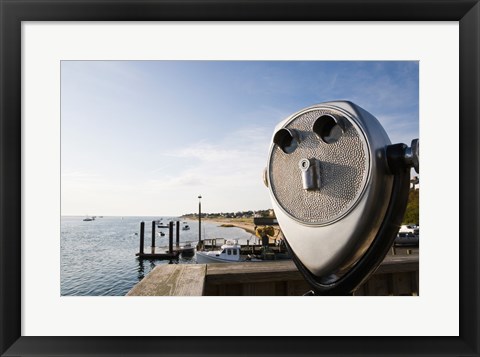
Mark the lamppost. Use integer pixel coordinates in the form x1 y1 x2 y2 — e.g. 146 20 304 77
198 195 202 243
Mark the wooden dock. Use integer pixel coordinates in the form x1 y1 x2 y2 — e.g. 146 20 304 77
135 250 181 259
126 253 419 296
127 264 206 296
136 220 185 260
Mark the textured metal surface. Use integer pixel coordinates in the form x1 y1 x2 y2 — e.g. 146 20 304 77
269 108 370 225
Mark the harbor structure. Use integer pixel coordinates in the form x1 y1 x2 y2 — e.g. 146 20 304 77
127 251 419 296
135 220 182 260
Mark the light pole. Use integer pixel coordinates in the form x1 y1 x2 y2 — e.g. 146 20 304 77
198 195 202 243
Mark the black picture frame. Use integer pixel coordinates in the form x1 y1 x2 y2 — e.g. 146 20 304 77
1 1 478 356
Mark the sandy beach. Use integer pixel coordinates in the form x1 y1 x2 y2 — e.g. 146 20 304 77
201 217 282 241
201 217 256 234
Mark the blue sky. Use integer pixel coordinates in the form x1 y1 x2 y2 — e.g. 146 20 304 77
61 61 418 216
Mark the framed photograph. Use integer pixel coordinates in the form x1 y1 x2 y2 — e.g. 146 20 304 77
1 0 478 356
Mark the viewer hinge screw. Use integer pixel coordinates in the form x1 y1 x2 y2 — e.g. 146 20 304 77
404 139 419 174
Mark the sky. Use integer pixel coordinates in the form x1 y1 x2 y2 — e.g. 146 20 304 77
61 61 419 216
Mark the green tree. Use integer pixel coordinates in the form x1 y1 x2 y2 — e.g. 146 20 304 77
402 189 419 225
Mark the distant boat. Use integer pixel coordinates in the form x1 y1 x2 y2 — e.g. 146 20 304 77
180 242 195 257
182 222 190 230
83 216 93 221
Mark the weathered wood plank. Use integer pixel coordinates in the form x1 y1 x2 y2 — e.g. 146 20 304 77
205 260 303 285
375 254 419 275
205 255 419 285
388 246 419 256
363 274 390 295
126 264 205 296
412 271 419 295
391 272 416 296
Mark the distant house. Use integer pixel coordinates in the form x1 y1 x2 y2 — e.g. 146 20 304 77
410 176 419 190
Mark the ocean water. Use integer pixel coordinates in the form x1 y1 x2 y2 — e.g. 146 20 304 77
60 216 256 296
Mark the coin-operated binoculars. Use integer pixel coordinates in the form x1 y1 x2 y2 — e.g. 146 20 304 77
263 101 419 295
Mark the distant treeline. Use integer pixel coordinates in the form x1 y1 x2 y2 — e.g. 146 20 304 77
184 190 419 226
403 189 419 225
182 209 273 219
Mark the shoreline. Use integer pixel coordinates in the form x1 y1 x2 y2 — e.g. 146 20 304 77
200 217 257 235
198 217 282 241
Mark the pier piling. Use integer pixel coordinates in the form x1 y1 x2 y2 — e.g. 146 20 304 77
151 221 156 254
139 221 145 254
169 221 174 253
176 220 180 247
136 220 180 260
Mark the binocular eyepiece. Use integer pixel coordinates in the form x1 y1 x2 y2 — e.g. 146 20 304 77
264 101 418 295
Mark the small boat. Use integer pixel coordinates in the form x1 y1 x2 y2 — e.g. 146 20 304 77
394 231 419 246
196 240 260 263
399 224 419 236
158 231 166 237
180 242 195 257
157 224 169 228
83 216 93 221
182 222 190 231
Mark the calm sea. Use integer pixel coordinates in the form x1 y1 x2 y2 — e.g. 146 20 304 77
60 216 255 296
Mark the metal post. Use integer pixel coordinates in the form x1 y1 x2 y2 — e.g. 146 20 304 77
169 221 174 254
139 221 145 255
198 195 202 243
176 220 180 247
151 221 156 254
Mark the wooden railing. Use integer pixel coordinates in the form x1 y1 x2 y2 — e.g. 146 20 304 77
127 253 419 296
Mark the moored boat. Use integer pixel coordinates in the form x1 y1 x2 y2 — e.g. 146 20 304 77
394 231 419 246
196 240 261 263
180 242 195 257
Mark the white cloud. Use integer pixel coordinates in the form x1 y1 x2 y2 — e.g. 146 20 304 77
61 125 275 215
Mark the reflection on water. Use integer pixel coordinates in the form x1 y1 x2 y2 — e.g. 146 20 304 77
61 216 254 296
137 259 146 281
